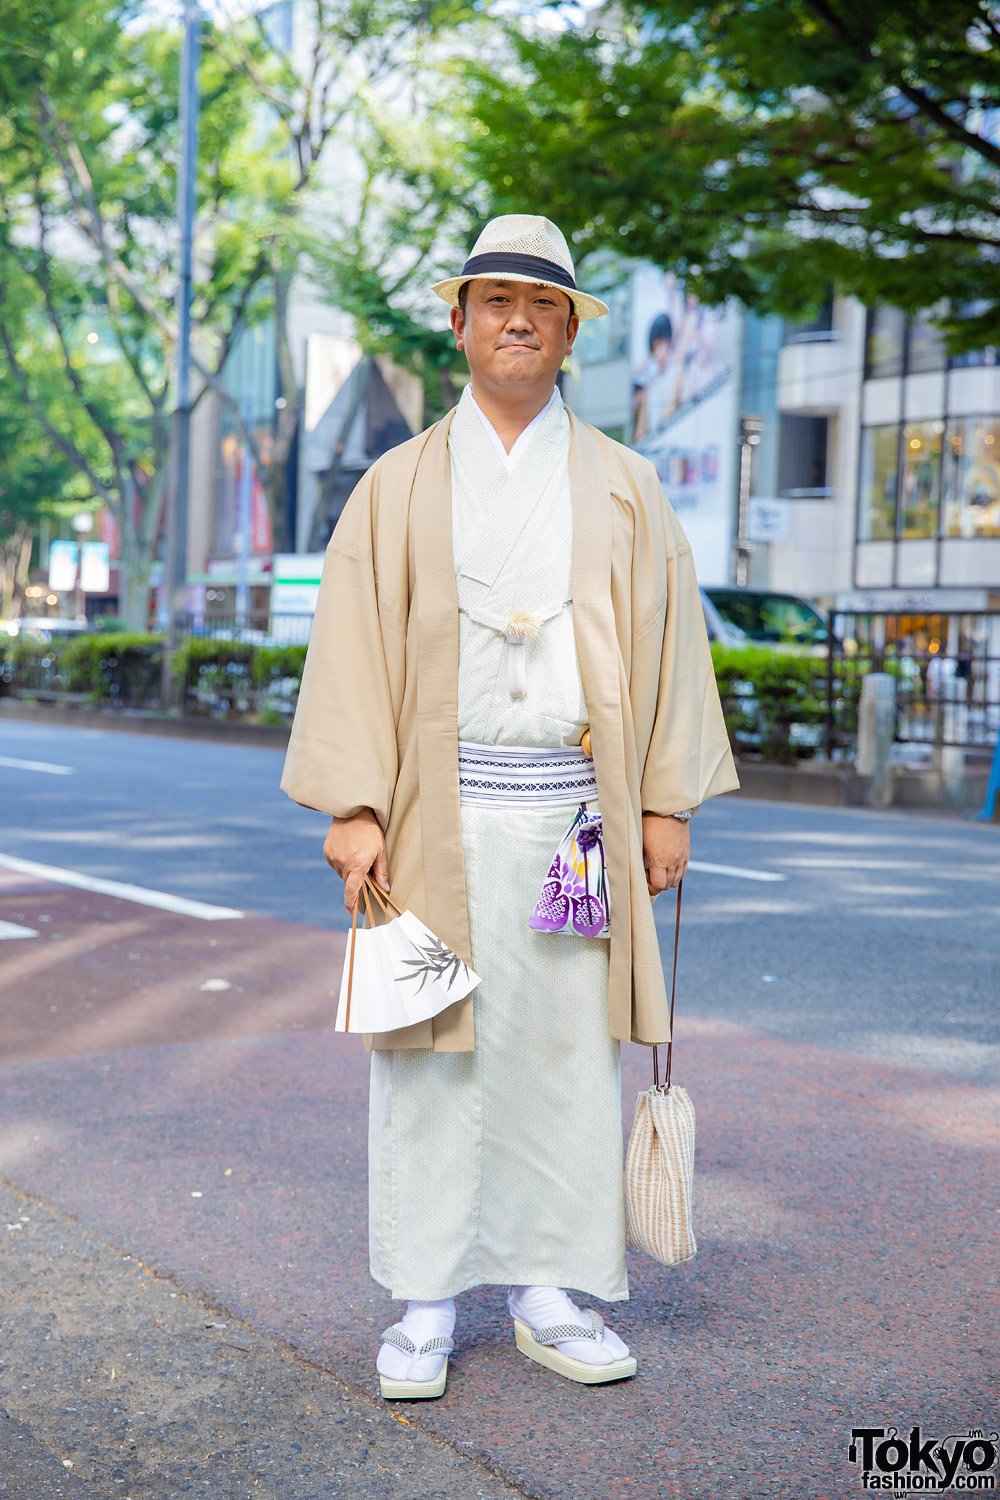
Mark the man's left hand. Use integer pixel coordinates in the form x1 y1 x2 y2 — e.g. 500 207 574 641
642 813 690 899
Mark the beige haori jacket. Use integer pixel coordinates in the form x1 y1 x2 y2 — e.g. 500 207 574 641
280 405 740 1053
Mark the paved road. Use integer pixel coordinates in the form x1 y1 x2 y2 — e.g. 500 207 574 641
0 720 996 1498
3 718 996 1081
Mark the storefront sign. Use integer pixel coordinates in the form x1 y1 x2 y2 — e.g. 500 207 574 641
48 540 78 592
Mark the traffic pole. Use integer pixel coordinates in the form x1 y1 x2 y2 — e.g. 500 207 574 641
161 0 201 708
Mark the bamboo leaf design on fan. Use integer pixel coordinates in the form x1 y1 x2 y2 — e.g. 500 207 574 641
398 933 472 993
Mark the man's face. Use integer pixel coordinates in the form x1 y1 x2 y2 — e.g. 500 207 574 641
450 279 579 399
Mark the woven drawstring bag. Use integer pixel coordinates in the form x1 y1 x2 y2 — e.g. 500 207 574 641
624 881 697 1266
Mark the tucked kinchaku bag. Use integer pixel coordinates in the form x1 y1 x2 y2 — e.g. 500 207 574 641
529 801 611 939
625 881 698 1267
335 874 481 1033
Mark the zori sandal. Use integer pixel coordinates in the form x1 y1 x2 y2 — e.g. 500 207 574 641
377 1325 454 1400
512 1308 637 1385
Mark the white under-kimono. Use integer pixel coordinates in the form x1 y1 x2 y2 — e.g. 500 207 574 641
368 384 628 1304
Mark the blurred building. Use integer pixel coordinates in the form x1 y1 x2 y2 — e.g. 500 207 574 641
779 300 999 613
565 261 1000 613
182 314 421 626
564 259 780 589
176 1 424 628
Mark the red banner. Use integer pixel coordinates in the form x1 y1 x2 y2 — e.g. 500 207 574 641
251 472 273 554
98 505 121 560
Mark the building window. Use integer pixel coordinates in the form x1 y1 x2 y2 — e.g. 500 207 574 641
943 417 1000 538
950 346 1000 369
576 278 630 366
900 420 944 538
865 305 985 377
858 425 899 540
782 292 835 344
865 307 907 378
949 300 999 368
777 414 829 496
906 309 947 374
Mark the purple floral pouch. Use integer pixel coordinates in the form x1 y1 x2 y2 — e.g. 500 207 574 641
529 802 611 939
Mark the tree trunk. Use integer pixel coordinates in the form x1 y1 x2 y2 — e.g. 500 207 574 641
262 268 300 556
118 514 155 632
0 522 34 617
120 555 154 631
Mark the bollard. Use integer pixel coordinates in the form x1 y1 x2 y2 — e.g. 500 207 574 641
939 676 968 806
856 673 896 808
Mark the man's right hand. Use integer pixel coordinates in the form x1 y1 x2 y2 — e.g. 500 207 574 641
323 809 390 915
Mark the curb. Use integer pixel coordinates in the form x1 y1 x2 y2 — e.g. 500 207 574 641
3 698 996 819
0 699 289 750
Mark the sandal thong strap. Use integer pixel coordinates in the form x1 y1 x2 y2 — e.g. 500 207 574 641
380 1325 454 1358
527 1308 605 1346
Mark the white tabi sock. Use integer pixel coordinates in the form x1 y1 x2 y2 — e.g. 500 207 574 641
376 1297 456 1383
507 1284 629 1366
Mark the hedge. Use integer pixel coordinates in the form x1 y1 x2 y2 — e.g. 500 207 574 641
57 632 164 704
3 629 884 760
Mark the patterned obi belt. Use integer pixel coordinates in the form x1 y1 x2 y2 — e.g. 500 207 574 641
457 741 610 938
457 741 598 809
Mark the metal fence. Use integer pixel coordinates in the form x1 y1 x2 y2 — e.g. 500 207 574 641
828 610 1000 756
5 609 1000 769
182 612 313 645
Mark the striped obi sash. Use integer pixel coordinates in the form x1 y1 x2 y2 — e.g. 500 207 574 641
457 741 598 808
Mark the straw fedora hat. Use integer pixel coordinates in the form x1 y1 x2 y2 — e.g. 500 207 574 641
431 214 609 321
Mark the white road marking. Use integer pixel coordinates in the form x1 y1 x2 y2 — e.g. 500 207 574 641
0 853 244 921
0 920 40 940
0 755 74 776
688 860 786 883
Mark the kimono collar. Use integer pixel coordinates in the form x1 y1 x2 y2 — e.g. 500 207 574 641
457 383 566 475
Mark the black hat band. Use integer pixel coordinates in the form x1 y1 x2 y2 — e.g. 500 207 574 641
459 252 577 291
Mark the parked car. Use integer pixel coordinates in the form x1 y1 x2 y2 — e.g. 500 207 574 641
700 587 832 653
1 616 93 644
699 588 830 754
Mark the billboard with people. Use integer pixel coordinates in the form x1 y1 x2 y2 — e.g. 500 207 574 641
629 265 739 586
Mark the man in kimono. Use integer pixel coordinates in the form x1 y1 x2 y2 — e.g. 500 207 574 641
280 214 739 1399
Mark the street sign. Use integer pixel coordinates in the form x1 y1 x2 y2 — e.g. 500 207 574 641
79 541 111 593
271 554 324 616
48 540 78 592
746 497 789 543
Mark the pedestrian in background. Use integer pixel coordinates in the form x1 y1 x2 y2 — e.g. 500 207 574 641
280 214 738 1398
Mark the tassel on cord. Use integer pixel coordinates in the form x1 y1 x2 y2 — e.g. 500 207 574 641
461 600 567 700
505 610 542 698
505 609 543 642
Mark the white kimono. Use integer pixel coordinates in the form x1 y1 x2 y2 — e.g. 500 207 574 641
367 386 628 1303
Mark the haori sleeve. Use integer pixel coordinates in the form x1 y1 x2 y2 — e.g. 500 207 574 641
279 468 400 827
637 492 740 816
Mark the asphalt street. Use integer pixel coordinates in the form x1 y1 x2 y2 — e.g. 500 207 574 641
0 718 997 1498
2 717 996 1082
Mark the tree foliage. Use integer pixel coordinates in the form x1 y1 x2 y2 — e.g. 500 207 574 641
0 0 291 621
305 60 479 421
0 0 481 625
457 0 1000 348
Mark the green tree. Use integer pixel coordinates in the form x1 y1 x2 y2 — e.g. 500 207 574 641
306 69 478 422
0 227 110 619
0 0 291 623
0 0 480 626
0 354 93 617
456 0 999 349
